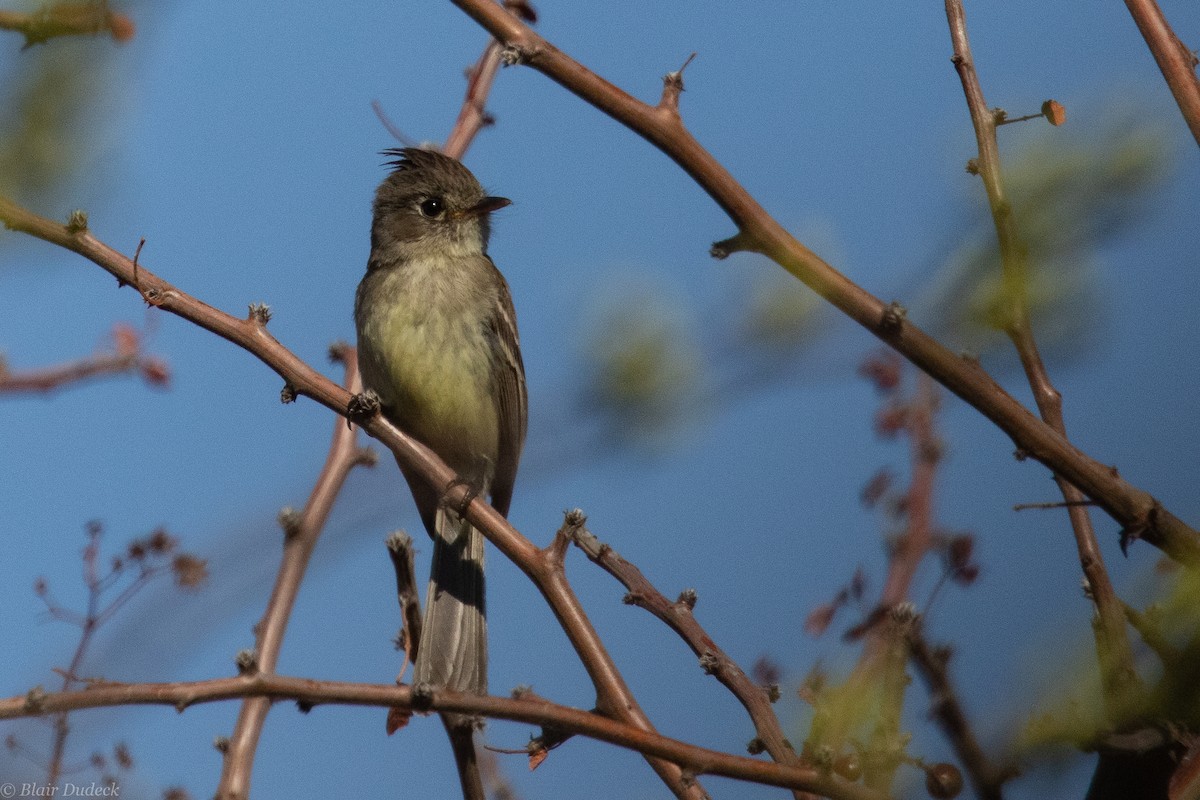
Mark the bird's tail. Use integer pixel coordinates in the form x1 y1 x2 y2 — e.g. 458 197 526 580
413 506 488 707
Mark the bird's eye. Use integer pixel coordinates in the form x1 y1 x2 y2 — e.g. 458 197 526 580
419 197 445 218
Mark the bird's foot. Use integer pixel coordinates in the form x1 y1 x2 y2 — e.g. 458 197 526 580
440 455 493 517
346 389 382 423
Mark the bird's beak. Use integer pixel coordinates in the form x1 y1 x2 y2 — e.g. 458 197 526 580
459 196 511 218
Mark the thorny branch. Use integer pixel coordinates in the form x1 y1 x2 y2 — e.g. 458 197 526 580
942 0 1138 707
570 519 806 798
215 348 373 800
0 675 885 800
445 0 1200 568
0 201 708 799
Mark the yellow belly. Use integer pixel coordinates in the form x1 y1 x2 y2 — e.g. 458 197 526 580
358 296 500 475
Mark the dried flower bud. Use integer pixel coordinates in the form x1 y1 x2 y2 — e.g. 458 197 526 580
172 554 209 589
1041 99 1066 126
925 762 964 798
834 752 863 781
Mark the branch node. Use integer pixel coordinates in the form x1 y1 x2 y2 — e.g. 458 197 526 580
675 587 697 611
710 231 756 259
547 509 587 566
880 300 908 334
564 510 604 560
659 52 697 113
698 649 720 675
141 287 164 307
213 735 230 754
65 209 88 234
499 44 527 66
280 383 298 404
277 506 302 540
1119 500 1160 556
248 302 272 325
23 686 46 713
234 649 258 675
890 601 919 625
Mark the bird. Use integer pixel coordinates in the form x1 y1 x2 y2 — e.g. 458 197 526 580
354 146 526 794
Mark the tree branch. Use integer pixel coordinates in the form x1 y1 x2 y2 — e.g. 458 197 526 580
0 323 168 395
215 348 373 800
907 618 1008 800
570 518 805 796
1121 0 1200 148
0 199 703 799
444 0 1200 567
0 675 886 800
942 0 1138 706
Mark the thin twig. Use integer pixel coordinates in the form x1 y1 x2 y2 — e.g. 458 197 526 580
40 526 194 788
386 531 423 673
443 39 504 159
569 517 806 798
0 352 136 394
1012 500 1098 512
537 512 706 798
0 320 168 394
440 1 537 159
215 350 370 800
906 619 1008 800
822 371 942 787
1120 600 1180 667
942 0 1138 707
443 0 1200 567
0 675 886 800
370 99 418 147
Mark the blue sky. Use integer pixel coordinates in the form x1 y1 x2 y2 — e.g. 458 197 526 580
2 1 1199 798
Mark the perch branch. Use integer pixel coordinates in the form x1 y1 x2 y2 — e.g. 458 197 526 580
0 198 702 798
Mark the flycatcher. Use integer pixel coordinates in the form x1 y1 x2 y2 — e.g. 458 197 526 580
354 148 526 745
